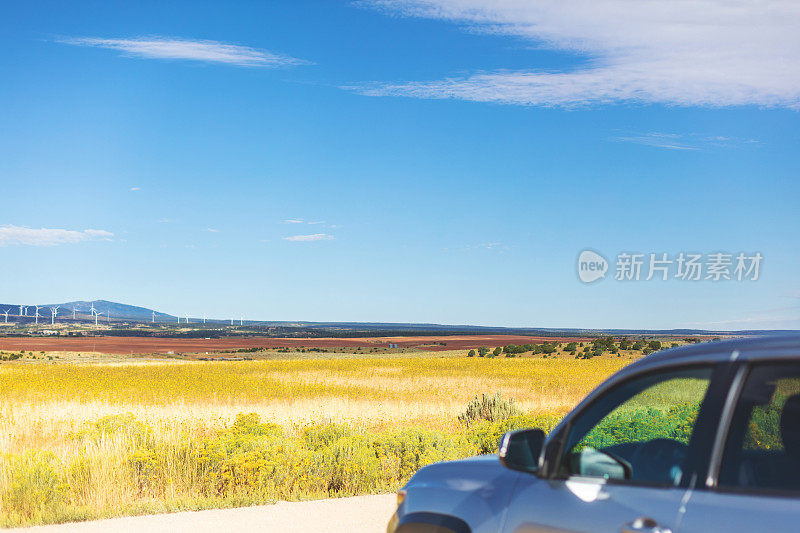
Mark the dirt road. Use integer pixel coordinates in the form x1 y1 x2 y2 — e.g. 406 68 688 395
9 495 397 533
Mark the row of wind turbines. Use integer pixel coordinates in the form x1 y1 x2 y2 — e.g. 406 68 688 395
2 304 248 328
2 303 106 326
168 311 245 326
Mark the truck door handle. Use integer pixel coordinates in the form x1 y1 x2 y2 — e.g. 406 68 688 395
621 517 672 533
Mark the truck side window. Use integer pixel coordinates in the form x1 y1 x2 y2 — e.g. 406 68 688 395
561 367 713 485
718 364 800 494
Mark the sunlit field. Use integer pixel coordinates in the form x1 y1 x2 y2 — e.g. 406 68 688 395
0 351 632 527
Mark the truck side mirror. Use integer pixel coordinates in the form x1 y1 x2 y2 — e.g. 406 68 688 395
498 428 545 473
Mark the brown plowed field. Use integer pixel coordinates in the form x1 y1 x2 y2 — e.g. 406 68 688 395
0 335 587 355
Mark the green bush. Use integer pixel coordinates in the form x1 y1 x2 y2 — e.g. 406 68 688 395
458 392 520 426
1 451 72 525
373 428 470 482
466 414 561 454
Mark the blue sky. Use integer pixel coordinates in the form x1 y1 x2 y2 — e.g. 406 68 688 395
1 0 799 329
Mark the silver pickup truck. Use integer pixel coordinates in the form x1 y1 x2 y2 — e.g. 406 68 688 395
388 335 800 533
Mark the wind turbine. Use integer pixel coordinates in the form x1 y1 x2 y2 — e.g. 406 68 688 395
107 310 110 322
50 306 60 325
203 312 206 325
230 318 234 326
3 309 10 323
240 316 243 326
89 303 101 326
18 305 24 316
33 306 41 325
72 306 77 319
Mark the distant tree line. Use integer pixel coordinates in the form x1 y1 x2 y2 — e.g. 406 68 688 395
465 336 673 360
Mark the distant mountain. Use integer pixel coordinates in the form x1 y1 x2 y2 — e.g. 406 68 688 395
0 300 175 321
57 300 175 321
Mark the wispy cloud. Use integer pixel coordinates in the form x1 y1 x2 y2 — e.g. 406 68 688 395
0 225 113 247
612 133 759 151
130 186 140 191
352 1 800 108
283 218 330 226
283 233 334 242
58 36 307 68
205 228 219 233
446 242 506 252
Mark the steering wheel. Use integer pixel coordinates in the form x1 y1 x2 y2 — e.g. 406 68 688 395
630 438 687 484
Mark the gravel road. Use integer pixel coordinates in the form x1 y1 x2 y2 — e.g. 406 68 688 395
8 495 397 533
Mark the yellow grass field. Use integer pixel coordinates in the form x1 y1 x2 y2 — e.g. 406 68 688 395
0 352 632 527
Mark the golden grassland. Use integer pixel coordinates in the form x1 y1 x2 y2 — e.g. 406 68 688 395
0 351 633 527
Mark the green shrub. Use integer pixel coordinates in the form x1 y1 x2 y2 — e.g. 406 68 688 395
1 451 71 525
466 414 561 454
373 428 470 482
458 392 520 426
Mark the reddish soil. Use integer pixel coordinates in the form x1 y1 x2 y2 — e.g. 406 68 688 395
0 335 589 355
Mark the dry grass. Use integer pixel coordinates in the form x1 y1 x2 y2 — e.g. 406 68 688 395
0 352 632 526
1 355 630 446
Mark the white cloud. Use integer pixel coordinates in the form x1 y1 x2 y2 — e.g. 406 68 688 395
353 0 800 108
130 186 140 191
283 219 305 224
205 228 219 233
283 233 334 242
0 225 114 247
59 36 307 68
612 132 759 150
